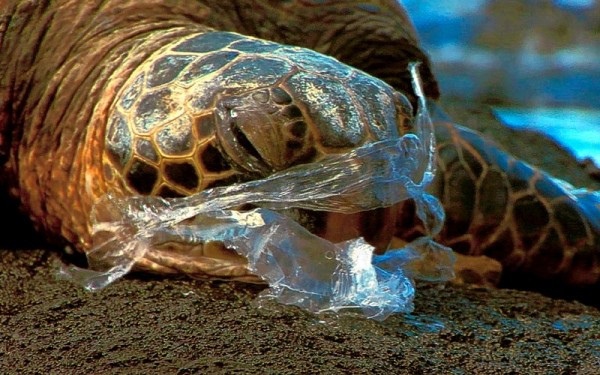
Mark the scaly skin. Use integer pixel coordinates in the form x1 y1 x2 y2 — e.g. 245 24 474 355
0 1 598 287
0 0 431 246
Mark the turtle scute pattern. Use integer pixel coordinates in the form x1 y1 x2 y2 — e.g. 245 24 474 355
431 122 600 284
103 31 414 198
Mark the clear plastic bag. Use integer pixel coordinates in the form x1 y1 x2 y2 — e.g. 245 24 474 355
61 63 455 321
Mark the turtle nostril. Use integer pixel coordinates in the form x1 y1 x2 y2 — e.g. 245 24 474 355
231 120 262 160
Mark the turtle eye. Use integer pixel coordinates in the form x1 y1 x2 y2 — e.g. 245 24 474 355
214 96 273 175
229 117 262 160
214 87 316 174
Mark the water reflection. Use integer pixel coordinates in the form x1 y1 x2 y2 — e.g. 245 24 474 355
494 107 600 164
402 0 599 164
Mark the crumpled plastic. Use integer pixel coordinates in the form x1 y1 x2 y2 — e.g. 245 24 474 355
61 63 455 321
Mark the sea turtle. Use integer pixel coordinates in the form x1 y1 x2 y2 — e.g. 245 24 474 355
0 0 598 288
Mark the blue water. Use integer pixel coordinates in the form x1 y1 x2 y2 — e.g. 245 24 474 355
494 107 600 165
401 0 600 166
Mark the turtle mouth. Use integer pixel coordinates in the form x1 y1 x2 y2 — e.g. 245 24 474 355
279 207 397 254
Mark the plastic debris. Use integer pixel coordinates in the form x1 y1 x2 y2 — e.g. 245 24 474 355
61 63 455 321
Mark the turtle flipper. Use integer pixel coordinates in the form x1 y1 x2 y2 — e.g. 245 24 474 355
426 121 599 286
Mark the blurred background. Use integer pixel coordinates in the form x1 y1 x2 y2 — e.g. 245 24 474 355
401 0 600 166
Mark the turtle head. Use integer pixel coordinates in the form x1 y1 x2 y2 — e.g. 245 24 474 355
209 66 415 253
103 32 415 252
213 68 414 177
214 86 316 175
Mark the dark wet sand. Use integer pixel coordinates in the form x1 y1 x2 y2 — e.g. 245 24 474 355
1 105 599 373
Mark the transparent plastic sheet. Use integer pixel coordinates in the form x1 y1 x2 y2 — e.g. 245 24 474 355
60 63 455 321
